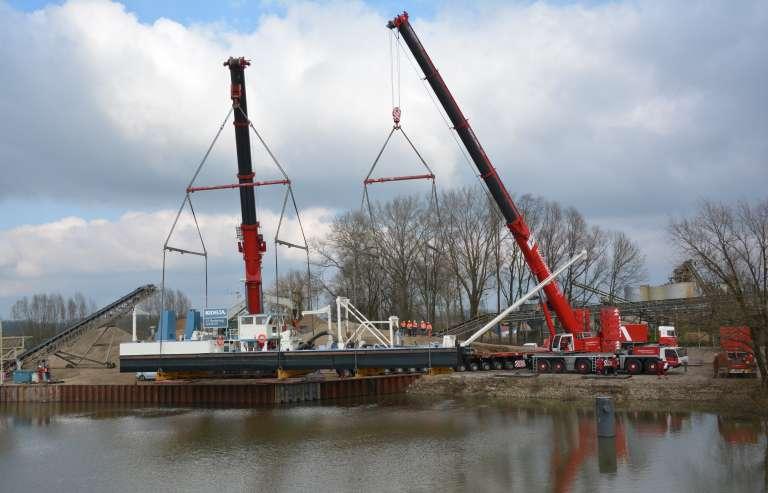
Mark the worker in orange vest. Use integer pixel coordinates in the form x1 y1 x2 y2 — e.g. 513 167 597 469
420 320 427 334
406 320 413 336
426 322 432 337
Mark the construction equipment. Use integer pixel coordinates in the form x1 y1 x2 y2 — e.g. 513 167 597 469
713 327 757 378
11 285 155 371
388 12 582 334
225 57 267 315
388 13 685 374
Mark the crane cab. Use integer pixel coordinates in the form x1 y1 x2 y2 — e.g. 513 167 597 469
658 326 679 346
551 332 604 353
551 334 573 353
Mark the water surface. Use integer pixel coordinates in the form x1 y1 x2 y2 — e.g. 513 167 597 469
0 398 765 492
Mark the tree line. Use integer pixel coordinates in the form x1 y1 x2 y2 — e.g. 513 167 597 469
7 288 191 345
309 185 646 327
9 292 98 345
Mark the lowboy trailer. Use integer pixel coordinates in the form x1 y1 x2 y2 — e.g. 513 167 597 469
456 348 683 375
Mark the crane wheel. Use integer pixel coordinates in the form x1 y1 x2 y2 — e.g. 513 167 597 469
456 363 467 372
644 360 658 373
536 360 550 373
469 361 480 372
575 359 590 374
626 359 642 374
481 361 492 371
552 360 566 373
492 360 504 370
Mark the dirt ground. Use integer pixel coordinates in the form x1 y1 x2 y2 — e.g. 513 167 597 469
408 346 767 413
33 325 135 384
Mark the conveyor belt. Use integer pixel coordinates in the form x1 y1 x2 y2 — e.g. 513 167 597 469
15 285 156 367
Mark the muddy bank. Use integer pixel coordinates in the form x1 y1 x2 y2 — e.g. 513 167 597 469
408 370 766 414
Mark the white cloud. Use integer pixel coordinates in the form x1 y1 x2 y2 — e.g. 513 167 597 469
0 0 766 307
0 206 332 279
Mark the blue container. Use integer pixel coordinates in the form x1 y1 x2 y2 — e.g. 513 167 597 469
184 309 201 340
156 310 177 341
12 370 33 384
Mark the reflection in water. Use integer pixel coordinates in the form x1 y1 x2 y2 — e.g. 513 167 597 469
597 437 617 474
0 400 765 493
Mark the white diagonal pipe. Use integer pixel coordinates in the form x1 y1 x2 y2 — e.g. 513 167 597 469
461 250 587 347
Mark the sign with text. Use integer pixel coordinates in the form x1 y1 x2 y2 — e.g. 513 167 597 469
203 308 228 329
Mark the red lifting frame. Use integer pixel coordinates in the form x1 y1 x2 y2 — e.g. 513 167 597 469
364 173 434 185
187 178 290 194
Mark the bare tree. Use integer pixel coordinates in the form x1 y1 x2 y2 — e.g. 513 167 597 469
145 288 191 317
374 196 427 320
313 189 645 333
9 291 99 345
267 269 319 316
443 187 498 318
670 199 768 388
606 231 646 301
313 210 380 317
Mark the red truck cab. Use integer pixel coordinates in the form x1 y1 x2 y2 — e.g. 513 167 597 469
713 327 757 378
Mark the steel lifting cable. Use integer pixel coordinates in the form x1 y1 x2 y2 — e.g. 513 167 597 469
161 107 233 327
394 36 514 243
273 184 312 313
359 31 445 319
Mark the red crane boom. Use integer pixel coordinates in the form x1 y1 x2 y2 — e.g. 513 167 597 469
387 12 582 332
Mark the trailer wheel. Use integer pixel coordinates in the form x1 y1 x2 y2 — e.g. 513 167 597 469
492 359 504 370
469 361 480 372
644 360 658 373
552 360 566 373
575 359 590 374
536 360 551 373
456 363 467 372
626 359 642 374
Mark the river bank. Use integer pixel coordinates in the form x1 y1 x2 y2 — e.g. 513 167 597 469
408 347 767 414
408 371 765 412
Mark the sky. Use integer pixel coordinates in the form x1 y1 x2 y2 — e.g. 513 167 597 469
0 0 766 317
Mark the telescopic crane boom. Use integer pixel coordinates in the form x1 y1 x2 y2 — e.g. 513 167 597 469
225 56 266 315
387 12 582 333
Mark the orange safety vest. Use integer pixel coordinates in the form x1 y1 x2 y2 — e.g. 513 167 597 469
420 321 427 329
406 321 413 328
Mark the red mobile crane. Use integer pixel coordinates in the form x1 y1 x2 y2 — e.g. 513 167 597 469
388 13 682 374
387 13 591 337
224 57 267 315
